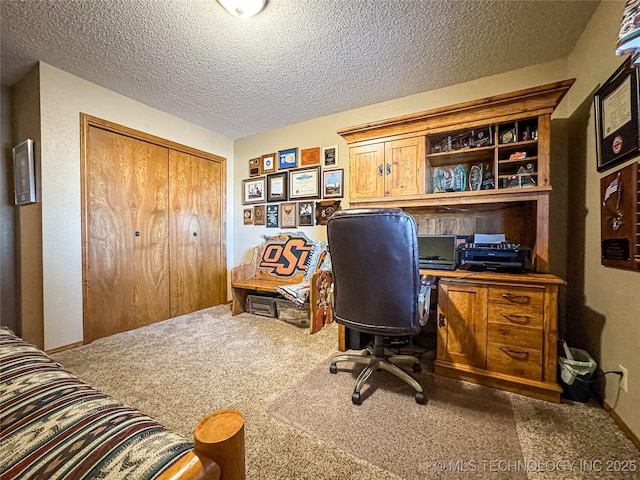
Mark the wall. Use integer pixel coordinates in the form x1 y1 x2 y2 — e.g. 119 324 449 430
564 0 640 439
23 63 235 350
1 86 17 333
12 67 44 348
233 59 570 268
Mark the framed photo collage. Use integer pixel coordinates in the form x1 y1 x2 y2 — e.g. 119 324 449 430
242 146 342 228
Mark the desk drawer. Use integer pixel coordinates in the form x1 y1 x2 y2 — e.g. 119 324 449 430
488 286 544 310
487 323 542 350
487 344 542 381
487 304 543 328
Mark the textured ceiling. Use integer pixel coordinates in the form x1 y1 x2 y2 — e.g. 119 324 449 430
1 0 601 139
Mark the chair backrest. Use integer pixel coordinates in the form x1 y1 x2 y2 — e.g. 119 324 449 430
327 208 421 336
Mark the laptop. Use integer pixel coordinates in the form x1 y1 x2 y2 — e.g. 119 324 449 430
417 235 458 270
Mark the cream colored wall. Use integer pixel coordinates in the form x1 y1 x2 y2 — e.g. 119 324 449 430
565 0 640 439
37 63 235 350
233 59 570 266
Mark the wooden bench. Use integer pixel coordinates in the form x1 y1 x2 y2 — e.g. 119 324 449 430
231 232 327 332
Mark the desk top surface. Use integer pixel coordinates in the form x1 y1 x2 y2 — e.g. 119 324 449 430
420 269 566 286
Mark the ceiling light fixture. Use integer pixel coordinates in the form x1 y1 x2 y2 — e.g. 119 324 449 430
218 0 266 19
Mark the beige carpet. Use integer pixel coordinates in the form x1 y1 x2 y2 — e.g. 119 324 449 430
51 304 640 480
269 358 527 480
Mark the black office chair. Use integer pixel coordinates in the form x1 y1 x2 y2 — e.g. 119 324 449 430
327 208 433 404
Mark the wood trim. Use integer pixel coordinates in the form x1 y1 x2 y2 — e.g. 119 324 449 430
338 79 575 143
419 269 566 286
81 114 226 164
45 341 84 355
602 400 640 451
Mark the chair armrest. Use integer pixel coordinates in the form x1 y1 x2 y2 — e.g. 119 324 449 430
418 275 436 326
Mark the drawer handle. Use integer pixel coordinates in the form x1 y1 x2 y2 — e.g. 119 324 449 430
501 293 530 304
500 347 529 360
500 313 530 324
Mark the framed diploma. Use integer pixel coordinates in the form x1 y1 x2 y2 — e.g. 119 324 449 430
267 172 288 202
289 166 320 200
594 58 640 172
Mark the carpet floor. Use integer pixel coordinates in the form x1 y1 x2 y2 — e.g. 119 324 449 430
51 305 639 479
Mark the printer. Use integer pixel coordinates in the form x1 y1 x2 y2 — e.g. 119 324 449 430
457 242 532 273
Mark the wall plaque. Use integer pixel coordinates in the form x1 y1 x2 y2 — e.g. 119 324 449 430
600 162 639 270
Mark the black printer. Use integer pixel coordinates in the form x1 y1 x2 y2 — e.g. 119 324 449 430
457 242 532 273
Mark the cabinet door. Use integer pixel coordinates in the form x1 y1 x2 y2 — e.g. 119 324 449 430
384 137 425 197
436 281 488 368
349 143 385 199
169 151 226 316
85 127 170 343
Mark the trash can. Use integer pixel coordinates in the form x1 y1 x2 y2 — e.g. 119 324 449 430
557 341 597 402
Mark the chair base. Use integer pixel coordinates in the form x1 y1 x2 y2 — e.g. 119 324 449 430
329 336 425 405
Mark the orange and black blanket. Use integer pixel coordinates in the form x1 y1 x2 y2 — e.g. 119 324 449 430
0 328 191 480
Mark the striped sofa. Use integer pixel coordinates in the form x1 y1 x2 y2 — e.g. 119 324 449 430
0 327 243 480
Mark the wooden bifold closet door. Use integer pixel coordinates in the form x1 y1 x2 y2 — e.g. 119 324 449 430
83 118 226 343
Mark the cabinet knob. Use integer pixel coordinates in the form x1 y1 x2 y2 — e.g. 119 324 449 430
135 231 140 237
193 232 198 237
438 313 445 327
386 163 391 175
377 164 383 176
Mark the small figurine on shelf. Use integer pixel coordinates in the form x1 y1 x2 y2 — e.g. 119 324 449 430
453 164 467 191
481 163 495 190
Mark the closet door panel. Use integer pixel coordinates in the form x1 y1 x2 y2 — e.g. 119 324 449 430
169 151 225 316
85 127 170 342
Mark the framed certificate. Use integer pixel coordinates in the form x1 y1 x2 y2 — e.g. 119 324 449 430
594 58 640 172
289 166 320 200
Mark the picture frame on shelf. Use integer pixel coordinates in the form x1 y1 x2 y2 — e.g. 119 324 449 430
242 177 266 205
248 157 261 177
267 172 288 202
300 147 320 165
280 202 297 228
243 208 253 225
289 165 321 200
278 148 298 169
594 58 640 172
298 201 314 226
12 139 36 205
315 200 341 226
322 168 344 198
266 204 279 228
261 153 277 174
253 205 266 225
321 145 338 167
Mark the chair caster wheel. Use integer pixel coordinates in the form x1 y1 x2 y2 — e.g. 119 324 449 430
412 363 421 373
352 392 362 405
329 363 338 374
415 392 425 404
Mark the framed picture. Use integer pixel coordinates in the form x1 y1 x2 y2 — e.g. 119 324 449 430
280 202 297 228
322 168 344 198
300 147 320 165
248 157 261 177
322 145 338 168
254 205 266 225
298 201 314 226
242 177 266 204
243 208 253 225
315 200 341 226
289 166 321 200
266 204 279 228
261 153 277 174
456 235 471 246
267 172 288 202
278 148 298 169
13 139 36 205
594 58 640 172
